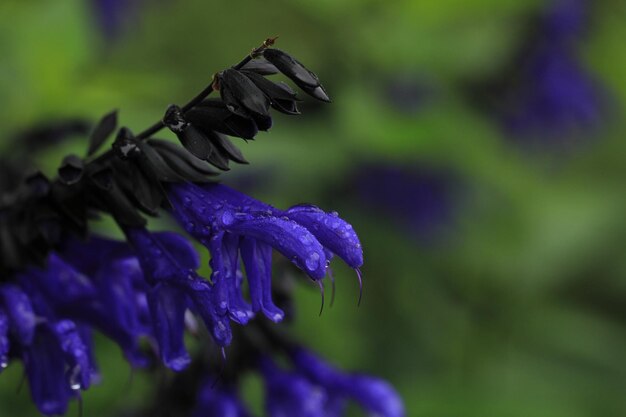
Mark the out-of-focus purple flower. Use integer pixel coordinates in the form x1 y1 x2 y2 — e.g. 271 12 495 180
168 182 363 323
261 356 334 417
191 381 251 417
500 0 605 141
90 0 141 39
258 350 404 417
352 164 457 242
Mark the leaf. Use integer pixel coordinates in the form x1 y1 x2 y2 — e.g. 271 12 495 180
87 110 118 157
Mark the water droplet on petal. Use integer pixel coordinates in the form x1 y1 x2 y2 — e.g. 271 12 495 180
299 234 312 245
306 252 321 271
221 210 235 226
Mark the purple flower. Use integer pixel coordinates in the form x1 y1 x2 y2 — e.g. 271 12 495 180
191 381 251 417
0 273 99 415
261 357 332 417
352 164 457 242
257 350 404 417
124 228 232 368
90 0 140 39
501 0 605 141
292 349 405 417
168 182 363 323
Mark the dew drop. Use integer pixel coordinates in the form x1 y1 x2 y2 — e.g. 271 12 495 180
221 210 235 226
306 252 321 271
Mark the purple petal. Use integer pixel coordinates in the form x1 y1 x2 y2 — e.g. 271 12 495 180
261 357 327 417
153 232 200 270
185 280 232 346
222 234 254 324
285 205 363 269
0 308 9 370
147 283 191 371
191 383 250 417
240 237 284 322
345 375 405 417
0 284 37 345
223 212 327 279
51 320 93 390
23 328 72 415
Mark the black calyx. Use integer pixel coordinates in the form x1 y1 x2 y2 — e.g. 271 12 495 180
163 104 248 171
262 48 331 103
218 69 273 129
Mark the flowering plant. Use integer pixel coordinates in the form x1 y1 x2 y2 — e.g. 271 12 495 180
0 38 403 417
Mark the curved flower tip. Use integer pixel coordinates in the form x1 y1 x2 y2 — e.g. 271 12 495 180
168 182 365 322
285 205 363 269
224 212 328 279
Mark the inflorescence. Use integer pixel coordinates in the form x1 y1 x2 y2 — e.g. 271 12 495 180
0 38 403 416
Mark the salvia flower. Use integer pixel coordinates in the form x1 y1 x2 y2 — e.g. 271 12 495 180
191 381 252 417
253 349 404 417
291 349 405 417
168 182 363 323
501 0 605 141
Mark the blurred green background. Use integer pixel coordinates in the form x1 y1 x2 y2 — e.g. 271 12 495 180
1 0 626 416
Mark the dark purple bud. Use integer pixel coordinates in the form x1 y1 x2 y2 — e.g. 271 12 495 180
262 49 331 102
218 69 271 119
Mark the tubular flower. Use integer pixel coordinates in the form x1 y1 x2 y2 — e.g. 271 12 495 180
291 349 405 417
124 228 233 361
191 381 252 417
502 0 605 140
0 272 99 415
256 350 404 417
168 182 363 323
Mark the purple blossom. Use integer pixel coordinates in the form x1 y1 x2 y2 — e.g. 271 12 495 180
501 0 605 141
168 182 363 323
258 350 404 417
124 228 232 366
261 357 333 417
90 0 140 39
353 164 457 242
292 349 405 417
0 270 99 414
191 381 251 417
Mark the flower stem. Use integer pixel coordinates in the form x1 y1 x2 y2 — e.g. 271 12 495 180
135 37 277 140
